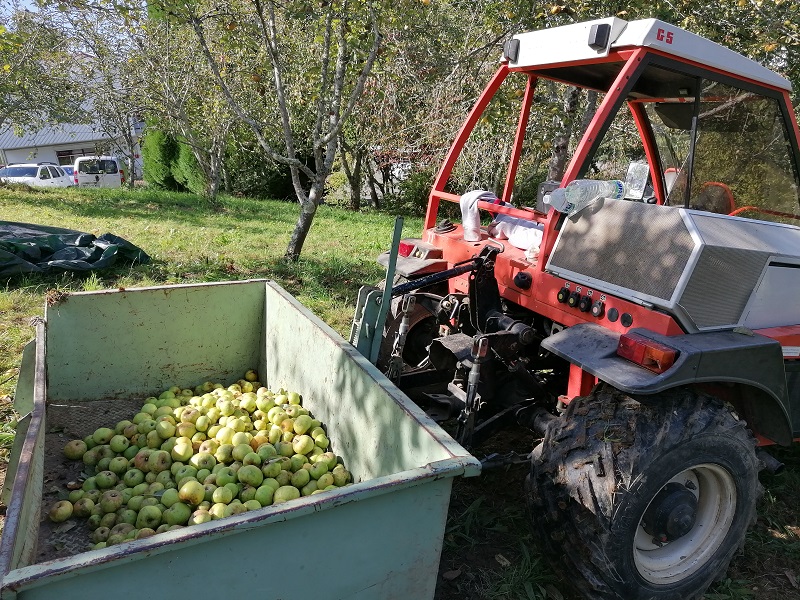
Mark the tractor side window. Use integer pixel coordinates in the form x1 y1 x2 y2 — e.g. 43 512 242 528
688 81 799 221
581 103 647 187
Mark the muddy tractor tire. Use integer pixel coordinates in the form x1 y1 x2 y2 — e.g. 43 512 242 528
526 384 761 600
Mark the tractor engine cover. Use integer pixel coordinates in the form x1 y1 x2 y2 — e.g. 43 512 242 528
546 200 800 332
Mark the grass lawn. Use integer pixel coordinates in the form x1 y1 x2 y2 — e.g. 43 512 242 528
1 185 798 600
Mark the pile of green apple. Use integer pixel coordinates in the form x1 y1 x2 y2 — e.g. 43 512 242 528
49 370 352 550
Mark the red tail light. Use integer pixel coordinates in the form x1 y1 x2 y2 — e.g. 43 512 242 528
617 332 678 374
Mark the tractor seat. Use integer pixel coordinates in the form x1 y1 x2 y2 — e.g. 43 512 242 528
690 182 735 214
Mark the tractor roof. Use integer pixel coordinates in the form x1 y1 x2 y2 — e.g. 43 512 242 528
505 17 791 92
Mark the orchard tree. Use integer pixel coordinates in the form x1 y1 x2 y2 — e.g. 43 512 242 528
0 7 79 133
141 0 383 260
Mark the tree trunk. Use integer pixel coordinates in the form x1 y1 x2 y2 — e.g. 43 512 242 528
285 181 323 260
547 86 581 182
341 143 364 211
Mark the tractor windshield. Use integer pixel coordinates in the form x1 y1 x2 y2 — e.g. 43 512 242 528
580 63 800 223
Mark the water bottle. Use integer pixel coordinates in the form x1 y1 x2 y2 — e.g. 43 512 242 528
544 179 627 216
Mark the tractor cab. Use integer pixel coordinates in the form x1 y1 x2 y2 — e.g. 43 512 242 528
417 18 800 300
350 18 800 600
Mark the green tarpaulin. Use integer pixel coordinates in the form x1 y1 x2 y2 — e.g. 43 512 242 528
0 221 149 276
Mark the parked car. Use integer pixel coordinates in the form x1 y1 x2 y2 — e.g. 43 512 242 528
0 163 74 188
61 165 74 178
73 156 124 188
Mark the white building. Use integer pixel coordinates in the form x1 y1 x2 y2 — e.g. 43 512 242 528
0 122 143 178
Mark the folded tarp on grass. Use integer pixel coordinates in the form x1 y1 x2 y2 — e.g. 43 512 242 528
0 221 150 276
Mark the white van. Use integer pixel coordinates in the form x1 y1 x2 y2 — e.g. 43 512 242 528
73 156 125 188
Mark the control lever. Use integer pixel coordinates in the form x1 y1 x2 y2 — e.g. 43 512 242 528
386 295 416 384
457 335 489 446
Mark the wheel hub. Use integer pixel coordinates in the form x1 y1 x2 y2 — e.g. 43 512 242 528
641 482 698 543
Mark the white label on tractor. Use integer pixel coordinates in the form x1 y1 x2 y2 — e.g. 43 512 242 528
782 346 800 357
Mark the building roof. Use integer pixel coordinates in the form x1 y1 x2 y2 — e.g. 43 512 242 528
0 123 118 151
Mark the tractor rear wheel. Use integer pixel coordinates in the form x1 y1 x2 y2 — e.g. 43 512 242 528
526 384 761 600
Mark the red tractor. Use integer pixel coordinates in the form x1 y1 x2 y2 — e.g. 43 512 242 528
351 16 800 600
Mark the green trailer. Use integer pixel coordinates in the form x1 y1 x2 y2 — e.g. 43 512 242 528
0 280 480 599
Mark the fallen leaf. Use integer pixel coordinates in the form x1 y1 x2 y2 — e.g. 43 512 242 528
495 553 511 567
54 521 76 534
442 569 461 581
785 570 799 589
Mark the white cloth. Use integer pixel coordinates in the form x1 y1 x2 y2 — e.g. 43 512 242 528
488 213 544 253
460 190 499 241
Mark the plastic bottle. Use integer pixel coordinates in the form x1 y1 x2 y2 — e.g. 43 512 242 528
544 179 627 216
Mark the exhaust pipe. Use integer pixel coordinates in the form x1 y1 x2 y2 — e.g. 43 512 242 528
757 448 785 475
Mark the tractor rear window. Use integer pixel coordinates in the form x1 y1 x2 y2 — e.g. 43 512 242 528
654 81 800 223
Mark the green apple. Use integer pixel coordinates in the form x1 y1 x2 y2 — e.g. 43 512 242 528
290 468 310 488
123 444 140 461
231 443 252 463
273 485 301 505
196 468 211 483
275 470 292 487
123 468 145 488
212 485 233 504
319 451 337 470
63 439 88 460
99 490 124 513
301 480 318 496
92 427 115 445
190 452 216 471
316 473 335 488
314 434 330 450
292 435 315 456
148 450 173 473
162 502 191 526
82 448 100 467
215 466 237 488
108 434 129 454
209 503 227 520
224 482 241 499
161 488 180 508
117 508 138 525
108 456 129 476
179 479 205 506
84 489 101 503
92 526 110 543
155 420 176 439
68 489 84 503
292 415 313 435
72 497 94 517
261 460 281 479
214 443 234 464
140 402 158 415
254 485 274 506
95 471 118 489
155 469 176 488
136 528 156 539
239 485 256 503
237 465 263 487
82 476 98 492
262 478 280 492
188 509 212 525
309 461 329 480
136 505 162 529
223 503 247 518
171 438 194 463
289 454 308 472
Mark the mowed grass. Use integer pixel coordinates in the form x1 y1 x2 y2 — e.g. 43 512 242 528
1 185 799 600
0 185 416 399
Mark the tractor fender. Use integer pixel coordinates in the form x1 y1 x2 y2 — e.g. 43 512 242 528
541 322 793 445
